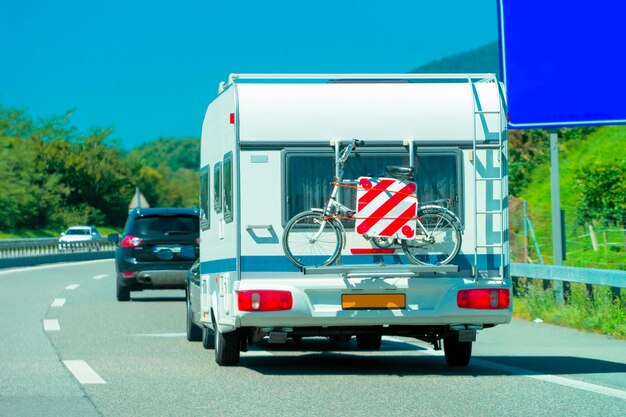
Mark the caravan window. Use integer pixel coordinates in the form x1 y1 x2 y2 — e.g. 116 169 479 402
223 152 233 223
213 162 222 213
283 149 461 225
199 167 210 230
414 153 460 207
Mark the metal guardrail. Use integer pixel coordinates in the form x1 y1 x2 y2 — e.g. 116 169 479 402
0 238 116 257
0 238 116 269
511 263 626 289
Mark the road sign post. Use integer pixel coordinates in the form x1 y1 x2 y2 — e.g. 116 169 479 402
549 130 564 303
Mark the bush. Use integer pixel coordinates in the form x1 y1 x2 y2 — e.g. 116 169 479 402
513 280 626 339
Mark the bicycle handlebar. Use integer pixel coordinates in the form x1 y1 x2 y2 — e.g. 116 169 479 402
337 139 364 163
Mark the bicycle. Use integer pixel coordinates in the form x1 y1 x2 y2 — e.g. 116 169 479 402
282 140 462 269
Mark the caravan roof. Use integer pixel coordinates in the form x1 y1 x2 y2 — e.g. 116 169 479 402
220 74 505 144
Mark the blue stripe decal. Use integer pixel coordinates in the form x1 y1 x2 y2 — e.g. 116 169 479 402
201 258 236 274
201 254 502 274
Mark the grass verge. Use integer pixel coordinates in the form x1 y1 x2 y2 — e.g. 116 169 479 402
513 280 626 339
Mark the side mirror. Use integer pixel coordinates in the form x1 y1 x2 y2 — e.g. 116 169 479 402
108 233 119 243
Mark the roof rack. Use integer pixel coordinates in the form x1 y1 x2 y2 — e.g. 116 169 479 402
218 73 498 93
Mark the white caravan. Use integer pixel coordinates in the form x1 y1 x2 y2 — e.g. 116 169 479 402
187 74 511 366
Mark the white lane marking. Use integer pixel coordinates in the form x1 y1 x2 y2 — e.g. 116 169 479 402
386 337 626 400
43 319 60 331
92 274 108 280
63 360 106 384
472 359 626 401
51 298 66 307
130 333 186 338
65 284 80 290
0 259 112 275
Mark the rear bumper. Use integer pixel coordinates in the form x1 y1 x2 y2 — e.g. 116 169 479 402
135 270 188 287
227 276 512 328
116 256 193 289
118 270 188 289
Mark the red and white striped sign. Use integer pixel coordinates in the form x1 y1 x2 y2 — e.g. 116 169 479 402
355 176 417 239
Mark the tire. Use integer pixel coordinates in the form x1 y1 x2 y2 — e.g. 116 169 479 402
116 280 130 302
202 326 214 349
356 334 382 350
282 211 343 269
214 327 240 366
186 295 202 342
443 334 472 367
402 209 461 265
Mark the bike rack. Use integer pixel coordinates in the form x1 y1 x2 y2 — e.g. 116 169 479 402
303 264 459 277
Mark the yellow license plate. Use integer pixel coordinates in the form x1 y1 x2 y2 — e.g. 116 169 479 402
342 294 406 310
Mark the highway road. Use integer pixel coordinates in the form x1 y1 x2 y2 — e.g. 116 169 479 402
1 260 625 417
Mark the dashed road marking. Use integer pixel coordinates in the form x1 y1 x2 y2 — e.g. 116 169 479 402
43 319 60 331
51 298 66 307
65 284 80 290
63 360 106 384
93 274 108 280
386 337 626 400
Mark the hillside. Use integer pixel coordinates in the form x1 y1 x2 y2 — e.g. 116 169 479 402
128 137 199 171
410 42 500 78
126 137 200 210
514 125 626 268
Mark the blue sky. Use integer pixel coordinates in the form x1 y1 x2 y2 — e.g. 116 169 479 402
1 1 498 149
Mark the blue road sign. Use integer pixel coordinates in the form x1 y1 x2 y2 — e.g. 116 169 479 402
498 0 626 129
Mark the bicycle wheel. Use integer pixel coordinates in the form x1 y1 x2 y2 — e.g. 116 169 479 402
283 211 343 269
402 209 461 265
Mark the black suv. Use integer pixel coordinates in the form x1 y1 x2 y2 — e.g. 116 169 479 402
110 207 199 301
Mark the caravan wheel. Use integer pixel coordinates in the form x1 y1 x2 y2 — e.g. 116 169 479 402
214 327 240 366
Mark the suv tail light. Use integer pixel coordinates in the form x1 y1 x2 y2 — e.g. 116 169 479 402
238 290 293 312
121 235 143 247
457 289 510 309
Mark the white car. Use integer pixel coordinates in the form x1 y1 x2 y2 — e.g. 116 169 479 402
58 226 102 252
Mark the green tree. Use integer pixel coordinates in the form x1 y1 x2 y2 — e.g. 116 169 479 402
0 104 200 233
575 160 626 228
60 130 134 226
0 106 71 231
508 127 597 196
129 137 200 171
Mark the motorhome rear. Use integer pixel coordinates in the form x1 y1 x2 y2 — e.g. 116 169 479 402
187 74 511 366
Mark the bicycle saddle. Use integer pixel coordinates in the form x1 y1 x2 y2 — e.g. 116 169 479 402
386 165 415 180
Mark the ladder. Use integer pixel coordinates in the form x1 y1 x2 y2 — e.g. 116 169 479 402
469 75 508 279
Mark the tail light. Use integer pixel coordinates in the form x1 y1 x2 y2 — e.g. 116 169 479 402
457 289 510 309
238 290 293 312
121 235 143 247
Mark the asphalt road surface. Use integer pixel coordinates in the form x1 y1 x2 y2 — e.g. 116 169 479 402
1 260 625 417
